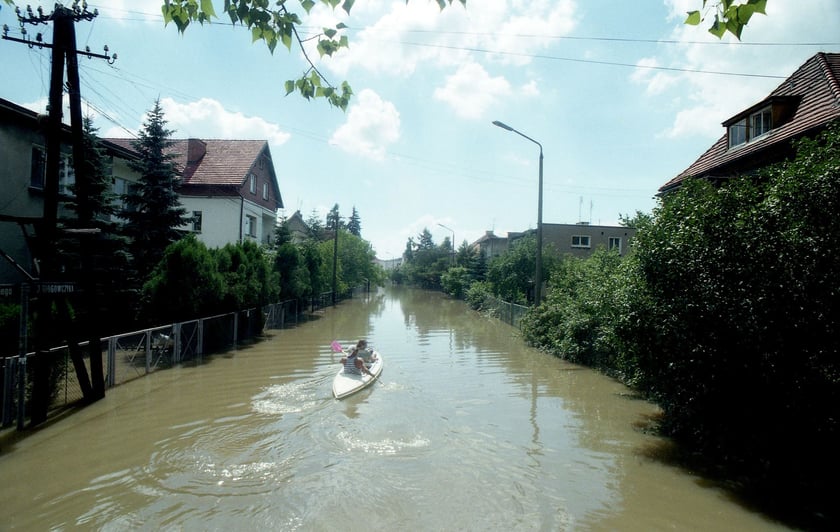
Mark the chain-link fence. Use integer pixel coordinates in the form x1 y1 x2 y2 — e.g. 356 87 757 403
1 298 317 431
482 295 530 329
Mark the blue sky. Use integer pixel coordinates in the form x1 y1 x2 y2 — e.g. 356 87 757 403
2 0 838 259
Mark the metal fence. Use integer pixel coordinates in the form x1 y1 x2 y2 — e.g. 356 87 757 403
0 298 304 431
482 295 530 329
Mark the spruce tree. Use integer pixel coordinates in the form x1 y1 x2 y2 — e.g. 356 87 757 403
121 99 188 281
326 203 341 231
347 206 361 237
306 209 326 241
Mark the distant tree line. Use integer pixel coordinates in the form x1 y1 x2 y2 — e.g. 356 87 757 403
398 121 840 529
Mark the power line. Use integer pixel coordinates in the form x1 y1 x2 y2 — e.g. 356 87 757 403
398 40 791 79
357 26 839 48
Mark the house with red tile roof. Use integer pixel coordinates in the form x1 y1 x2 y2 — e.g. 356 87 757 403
660 52 840 194
108 137 283 249
172 138 282 248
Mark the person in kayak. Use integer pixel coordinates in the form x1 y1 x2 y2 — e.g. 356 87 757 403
341 340 376 377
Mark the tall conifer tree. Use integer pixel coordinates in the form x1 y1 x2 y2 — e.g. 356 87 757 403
121 99 188 281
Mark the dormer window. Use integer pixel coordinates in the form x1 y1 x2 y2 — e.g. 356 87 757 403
729 118 747 148
751 107 772 138
728 105 772 149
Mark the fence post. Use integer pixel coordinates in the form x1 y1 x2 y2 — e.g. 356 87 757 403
17 355 26 430
173 323 181 364
197 318 204 356
233 312 239 348
107 337 117 388
1 357 13 427
145 331 151 374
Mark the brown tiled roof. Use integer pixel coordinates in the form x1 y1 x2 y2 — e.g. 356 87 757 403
105 138 268 187
660 52 840 193
175 139 266 187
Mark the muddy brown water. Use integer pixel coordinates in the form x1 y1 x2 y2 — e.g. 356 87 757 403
0 286 791 530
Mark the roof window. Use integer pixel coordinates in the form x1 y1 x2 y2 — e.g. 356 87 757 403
728 106 772 149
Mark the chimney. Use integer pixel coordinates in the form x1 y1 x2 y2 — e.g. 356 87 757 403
187 138 206 163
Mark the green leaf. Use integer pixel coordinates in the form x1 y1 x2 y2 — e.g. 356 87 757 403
280 25 293 50
301 0 316 14
708 15 727 38
736 4 755 25
251 26 263 42
726 17 743 39
200 0 216 19
284 80 295 95
324 28 337 38
162 4 173 25
685 10 702 26
750 0 767 15
342 0 355 15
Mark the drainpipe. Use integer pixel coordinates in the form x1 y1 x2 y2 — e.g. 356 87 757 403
239 196 245 244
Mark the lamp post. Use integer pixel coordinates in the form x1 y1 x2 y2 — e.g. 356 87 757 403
492 120 544 306
437 223 455 265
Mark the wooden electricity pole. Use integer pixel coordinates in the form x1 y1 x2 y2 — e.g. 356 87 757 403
4 2 116 423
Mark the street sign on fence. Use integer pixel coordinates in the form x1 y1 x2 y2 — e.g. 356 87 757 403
0 284 15 298
33 282 76 294
0 282 77 298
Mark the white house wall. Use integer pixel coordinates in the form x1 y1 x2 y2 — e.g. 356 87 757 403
179 196 241 249
179 196 277 249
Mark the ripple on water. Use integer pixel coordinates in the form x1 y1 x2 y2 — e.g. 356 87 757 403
251 379 323 415
336 430 430 455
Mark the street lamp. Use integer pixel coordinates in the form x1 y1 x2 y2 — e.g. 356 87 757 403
437 223 455 265
492 120 544 306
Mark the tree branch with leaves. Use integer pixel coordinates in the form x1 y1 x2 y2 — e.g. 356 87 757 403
159 0 467 110
684 0 767 39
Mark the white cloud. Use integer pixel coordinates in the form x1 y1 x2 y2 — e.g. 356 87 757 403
310 0 579 77
521 80 540 97
21 95 102 125
329 89 400 160
433 62 512 120
157 98 291 145
639 0 840 139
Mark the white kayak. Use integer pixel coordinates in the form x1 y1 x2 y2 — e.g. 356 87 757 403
332 351 383 399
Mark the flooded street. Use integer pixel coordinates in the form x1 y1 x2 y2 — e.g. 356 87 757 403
0 286 790 530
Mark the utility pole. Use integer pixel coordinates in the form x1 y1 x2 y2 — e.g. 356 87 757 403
4 2 117 423
332 209 339 306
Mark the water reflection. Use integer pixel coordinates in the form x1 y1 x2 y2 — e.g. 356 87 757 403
0 286 790 530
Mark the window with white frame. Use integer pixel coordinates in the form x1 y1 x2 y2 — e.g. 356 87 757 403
245 214 257 238
571 235 591 248
728 118 747 148
249 173 257 194
729 106 772 148
262 182 269 200
192 211 203 232
609 237 622 253
751 107 772 138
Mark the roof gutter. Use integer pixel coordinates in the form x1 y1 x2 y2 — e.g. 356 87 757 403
239 196 245 244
